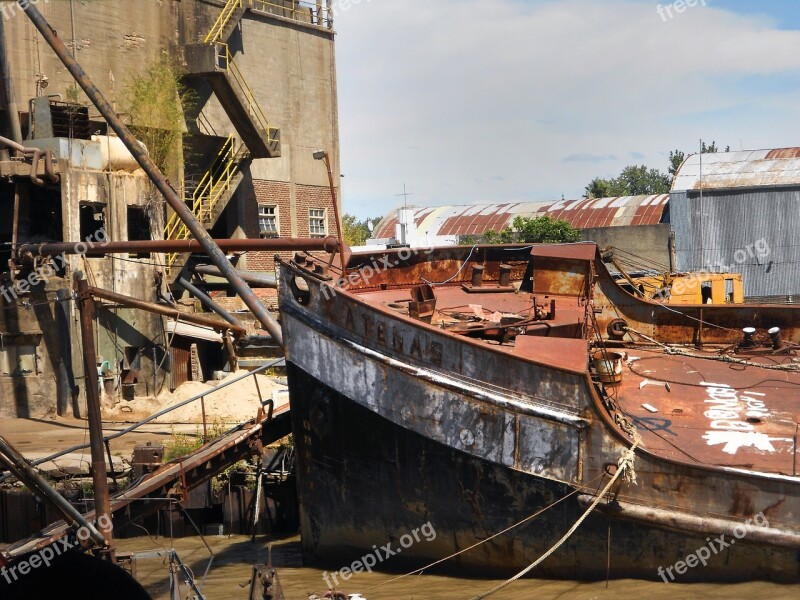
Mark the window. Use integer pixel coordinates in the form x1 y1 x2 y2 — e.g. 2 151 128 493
0 334 42 376
79 202 107 242
127 206 151 257
309 208 326 237
258 205 279 238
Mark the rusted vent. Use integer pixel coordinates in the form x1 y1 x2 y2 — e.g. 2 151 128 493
746 417 763 425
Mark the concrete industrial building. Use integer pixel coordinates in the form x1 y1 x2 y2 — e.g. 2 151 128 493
0 0 340 417
670 148 800 301
370 195 672 267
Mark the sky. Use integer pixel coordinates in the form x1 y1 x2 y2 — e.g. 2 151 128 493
332 0 800 219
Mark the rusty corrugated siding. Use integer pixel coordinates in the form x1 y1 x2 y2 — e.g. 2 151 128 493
372 196 668 239
170 345 191 390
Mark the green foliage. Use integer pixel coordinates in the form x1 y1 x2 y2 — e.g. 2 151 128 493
669 141 730 177
342 214 380 246
585 165 671 198
163 419 227 461
483 216 580 245
483 228 515 244
668 149 685 177
513 215 581 244
459 234 477 246
588 142 731 198
123 56 195 178
163 427 202 462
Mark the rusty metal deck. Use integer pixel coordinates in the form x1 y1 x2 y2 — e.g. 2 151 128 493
615 349 799 475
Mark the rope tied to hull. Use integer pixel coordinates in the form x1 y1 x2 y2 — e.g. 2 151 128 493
471 435 641 600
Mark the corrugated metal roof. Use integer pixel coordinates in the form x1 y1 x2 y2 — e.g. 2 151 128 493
671 148 800 192
372 196 669 239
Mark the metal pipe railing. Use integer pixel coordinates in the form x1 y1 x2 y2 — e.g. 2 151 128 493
19 235 340 258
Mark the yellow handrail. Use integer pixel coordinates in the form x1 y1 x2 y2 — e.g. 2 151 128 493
205 0 331 45
204 0 244 44
165 135 247 271
216 43 278 144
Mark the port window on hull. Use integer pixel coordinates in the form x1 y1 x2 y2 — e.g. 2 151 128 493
309 208 326 237
259 205 279 238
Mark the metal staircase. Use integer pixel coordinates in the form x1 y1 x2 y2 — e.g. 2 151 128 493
165 135 249 273
184 42 280 159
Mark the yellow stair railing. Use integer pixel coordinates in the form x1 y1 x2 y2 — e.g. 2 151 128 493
204 0 244 44
214 42 279 147
165 135 247 272
205 1 331 45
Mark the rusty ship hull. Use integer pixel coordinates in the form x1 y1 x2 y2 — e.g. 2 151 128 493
278 244 800 582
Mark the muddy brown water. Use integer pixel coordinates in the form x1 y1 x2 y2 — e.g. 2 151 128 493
115 535 799 600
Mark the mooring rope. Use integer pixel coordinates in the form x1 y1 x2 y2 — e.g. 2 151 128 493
365 472 608 593
471 436 640 599
625 326 800 372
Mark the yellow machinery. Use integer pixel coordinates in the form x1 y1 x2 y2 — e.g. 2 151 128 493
602 248 745 305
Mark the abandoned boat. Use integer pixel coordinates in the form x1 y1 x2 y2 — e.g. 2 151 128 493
278 243 800 582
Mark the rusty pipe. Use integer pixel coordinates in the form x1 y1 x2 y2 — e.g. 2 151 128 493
74 276 114 553
0 134 58 185
0 17 22 145
194 264 277 289
86 285 247 335
19 235 340 258
18 1 288 346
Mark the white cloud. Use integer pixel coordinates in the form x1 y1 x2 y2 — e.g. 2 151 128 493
335 0 800 217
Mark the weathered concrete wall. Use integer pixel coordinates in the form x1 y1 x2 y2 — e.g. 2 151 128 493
62 168 167 400
3 0 180 111
580 224 672 269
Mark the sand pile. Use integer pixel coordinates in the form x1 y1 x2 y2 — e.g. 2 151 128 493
104 371 287 424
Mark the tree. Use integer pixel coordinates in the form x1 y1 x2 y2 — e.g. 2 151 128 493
342 214 380 247
483 216 580 245
483 228 515 244
513 215 581 244
668 149 685 177
670 141 730 177
585 165 670 198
